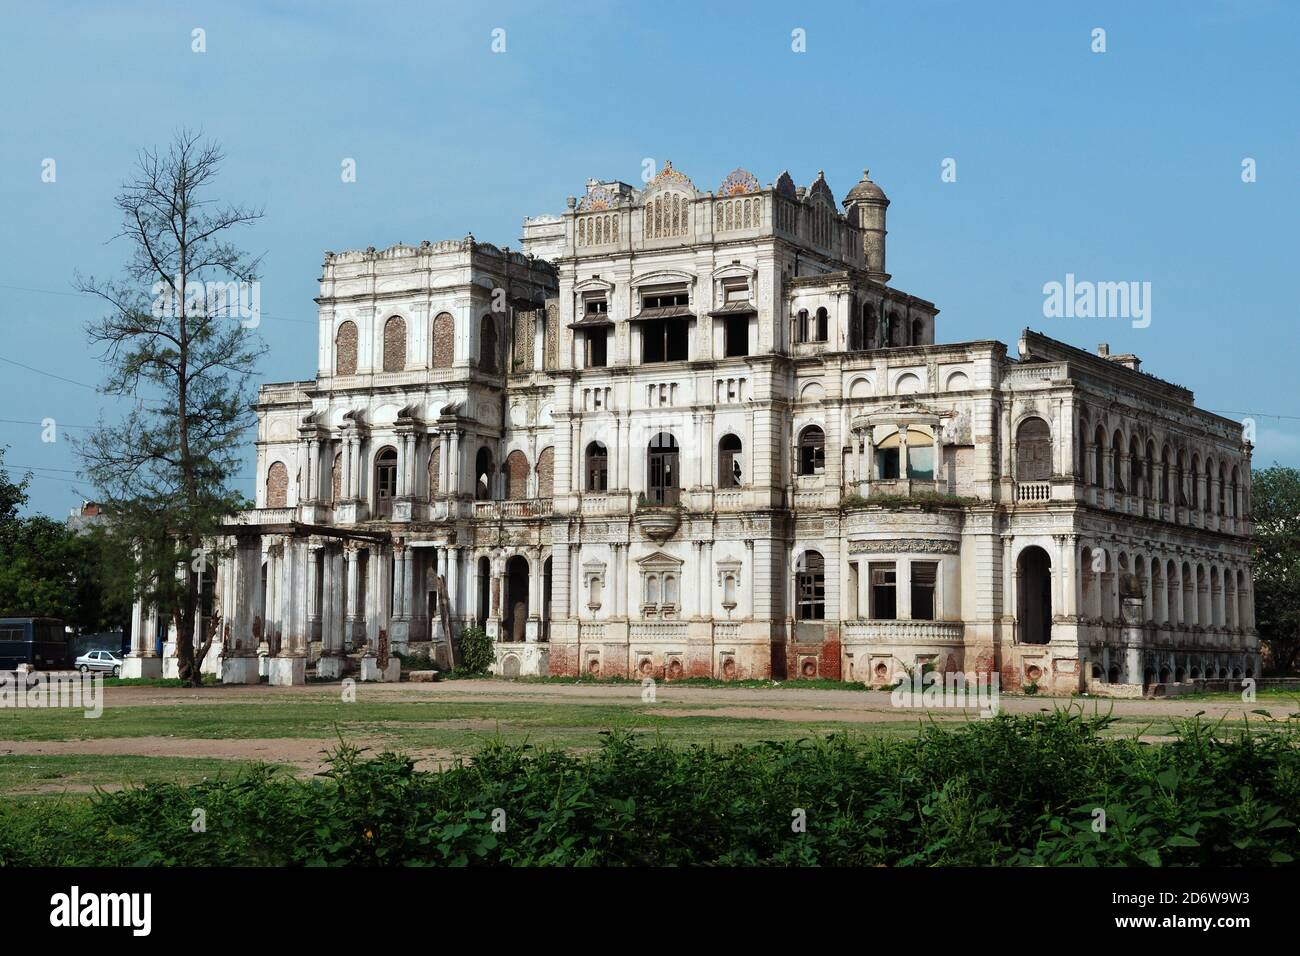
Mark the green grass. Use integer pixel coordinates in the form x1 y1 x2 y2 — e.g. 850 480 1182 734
0 755 282 796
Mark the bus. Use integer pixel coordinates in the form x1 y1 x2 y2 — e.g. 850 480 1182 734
0 617 72 670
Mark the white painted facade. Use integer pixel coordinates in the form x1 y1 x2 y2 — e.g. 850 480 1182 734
127 162 1257 691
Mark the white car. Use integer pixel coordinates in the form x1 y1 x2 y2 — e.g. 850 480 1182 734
75 650 122 677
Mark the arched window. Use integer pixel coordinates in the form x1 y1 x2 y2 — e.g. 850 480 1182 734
374 447 398 516
796 309 809 343
798 425 825 476
796 551 826 620
1190 454 1201 509
647 432 679 504
815 307 828 342
1093 425 1106 486
536 446 554 498
1015 417 1051 481
1017 546 1052 644
479 314 498 372
1111 430 1125 493
431 312 455 368
504 450 530 499
718 434 743 488
586 441 608 492
1078 416 1090 483
1170 447 1180 509
335 321 358 375
1128 436 1142 496
382 315 406 372
475 447 494 501
864 303 877 348
265 461 288 508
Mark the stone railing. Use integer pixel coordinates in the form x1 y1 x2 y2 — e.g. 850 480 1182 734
712 622 741 641
1003 363 1066 386
1015 481 1052 502
574 492 632 515
472 498 554 520
841 620 965 644
234 507 295 525
630 622 689 641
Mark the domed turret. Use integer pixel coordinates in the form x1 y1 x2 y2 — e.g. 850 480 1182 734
842 168 889 281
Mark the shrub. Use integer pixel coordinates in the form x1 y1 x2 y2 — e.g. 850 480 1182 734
457 625 494 676
3 713 1297 866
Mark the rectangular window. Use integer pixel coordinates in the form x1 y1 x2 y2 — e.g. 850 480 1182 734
724 314 749 357
870 562 897 620
797 569 825 620
910 562 937 620
642 291 689 310
586 329 608 368
876 448 900 480
641 318 689 363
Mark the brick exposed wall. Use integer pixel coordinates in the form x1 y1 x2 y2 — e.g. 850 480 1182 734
432 312 454 368
505 450 529 499
382 316 406 372
335 322 358 375
535 446 554 497
266 461 288 507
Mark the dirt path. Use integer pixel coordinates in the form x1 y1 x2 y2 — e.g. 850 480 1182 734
87 679 1300 723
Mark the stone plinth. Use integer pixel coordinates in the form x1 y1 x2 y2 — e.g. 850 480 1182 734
268 656 307 686
122 655 162 680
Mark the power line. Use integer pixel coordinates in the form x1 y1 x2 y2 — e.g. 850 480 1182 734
0 280 317 324
0 355 99 390
0 418 97 430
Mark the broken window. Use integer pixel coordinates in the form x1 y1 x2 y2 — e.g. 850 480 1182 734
718 434 743 487
797 551 825 620
798 426 825 476
870 562 897 620
910 562 937 620
586 441 608 492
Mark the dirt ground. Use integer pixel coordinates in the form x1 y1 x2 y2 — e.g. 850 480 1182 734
1 680 1292 791
75 678 1298 721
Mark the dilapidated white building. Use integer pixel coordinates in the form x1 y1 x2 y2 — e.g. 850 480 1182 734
126 161 1258 692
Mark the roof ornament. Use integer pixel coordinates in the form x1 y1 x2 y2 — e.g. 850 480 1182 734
718 167 760 196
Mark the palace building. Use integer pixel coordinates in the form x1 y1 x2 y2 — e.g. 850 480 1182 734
124 161 1258 692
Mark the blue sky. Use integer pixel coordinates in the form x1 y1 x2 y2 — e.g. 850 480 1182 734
1 0 1297 517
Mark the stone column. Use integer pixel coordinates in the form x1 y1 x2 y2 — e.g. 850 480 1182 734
448 547 461 624
307 545 321 642
222 536 263 683
345 544 362 647
449 430 462 499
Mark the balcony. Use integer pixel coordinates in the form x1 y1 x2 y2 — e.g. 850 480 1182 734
1014 481 1052 503
472 498 554 520
841 620 965 644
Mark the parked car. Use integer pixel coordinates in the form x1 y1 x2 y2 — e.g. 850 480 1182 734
74 650 122 677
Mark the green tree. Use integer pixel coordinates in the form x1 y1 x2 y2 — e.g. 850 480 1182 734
0 449 129 630
1251 464 1300 674
76 131 265 686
